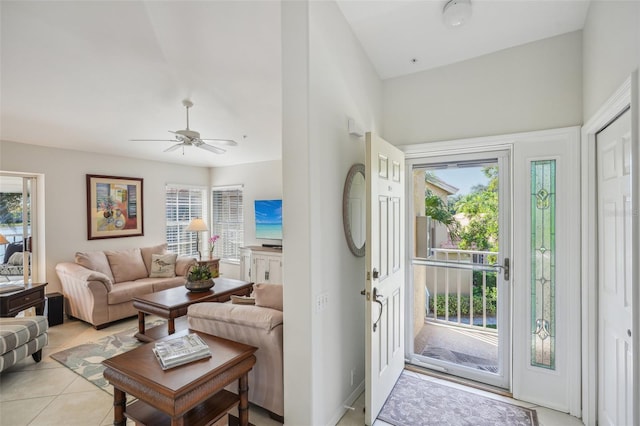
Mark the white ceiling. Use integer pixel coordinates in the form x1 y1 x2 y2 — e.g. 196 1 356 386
337 0 590 79
0 1 590 168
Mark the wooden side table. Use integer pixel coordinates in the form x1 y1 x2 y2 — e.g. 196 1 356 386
197 257 220 277
103 330 257 426
0 282 48 317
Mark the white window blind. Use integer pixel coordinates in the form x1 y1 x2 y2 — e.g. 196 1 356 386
165 185 207 256
211 186 243 262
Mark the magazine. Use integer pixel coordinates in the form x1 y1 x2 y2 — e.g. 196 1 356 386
153 333 211 370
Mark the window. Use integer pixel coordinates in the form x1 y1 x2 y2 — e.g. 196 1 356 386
165 185 207 256
530 160 556 369
211 186 243 262
0 173 39 282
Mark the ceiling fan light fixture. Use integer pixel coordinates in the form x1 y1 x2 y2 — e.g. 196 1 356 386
443 0 472 27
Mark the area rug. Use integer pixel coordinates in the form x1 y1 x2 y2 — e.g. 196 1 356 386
50 320 165 394
378 372 538 426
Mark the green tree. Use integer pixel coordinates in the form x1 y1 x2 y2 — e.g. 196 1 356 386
0 193 23 228
454 166 498 252
424 173 458 238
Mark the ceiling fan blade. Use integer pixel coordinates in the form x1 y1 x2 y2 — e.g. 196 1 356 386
164 143 184 152
196 142 226 154
200 138 237 146
130 139 177 142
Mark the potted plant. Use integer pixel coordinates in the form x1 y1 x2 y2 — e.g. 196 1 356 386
185 263 215 292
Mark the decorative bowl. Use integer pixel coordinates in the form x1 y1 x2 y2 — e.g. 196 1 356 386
185 279 215 292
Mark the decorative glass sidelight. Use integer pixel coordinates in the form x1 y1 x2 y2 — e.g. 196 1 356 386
530 160 556 369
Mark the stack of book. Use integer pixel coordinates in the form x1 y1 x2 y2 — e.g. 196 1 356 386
152 333 212 370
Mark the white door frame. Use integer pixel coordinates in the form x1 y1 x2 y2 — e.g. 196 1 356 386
402 127 581 414
404 149 512 389
581 72 639 426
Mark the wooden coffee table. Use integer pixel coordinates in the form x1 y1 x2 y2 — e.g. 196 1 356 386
103 329 257 426
133 277 253 342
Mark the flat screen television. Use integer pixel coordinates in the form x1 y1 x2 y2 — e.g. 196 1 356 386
254 199 283 240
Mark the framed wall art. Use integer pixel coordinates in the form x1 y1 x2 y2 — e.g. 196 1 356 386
86 174 143 239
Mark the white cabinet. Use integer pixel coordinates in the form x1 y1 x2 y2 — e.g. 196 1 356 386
240 246 283 284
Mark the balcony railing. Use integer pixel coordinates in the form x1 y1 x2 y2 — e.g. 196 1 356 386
414 248 499 332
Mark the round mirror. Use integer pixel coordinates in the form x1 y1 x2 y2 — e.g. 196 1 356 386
343 163 366 257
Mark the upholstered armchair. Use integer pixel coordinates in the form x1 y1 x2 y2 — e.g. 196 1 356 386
0 242 27 281
187 283 283 421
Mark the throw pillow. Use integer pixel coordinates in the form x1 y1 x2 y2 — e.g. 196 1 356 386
149 253 177 278
7 252 24 265
3 242 23 264
105 248 148 283
254 283 283 311
141 243 168 275
231 295 255 305
75 251 115 283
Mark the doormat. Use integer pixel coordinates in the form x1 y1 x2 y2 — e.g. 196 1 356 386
378 372 538 426
50 320 165 394
421 346 498 373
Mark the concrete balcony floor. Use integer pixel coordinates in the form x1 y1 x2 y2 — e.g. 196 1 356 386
414 319 499 373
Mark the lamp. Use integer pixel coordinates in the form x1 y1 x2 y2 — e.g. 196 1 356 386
443 0 472 27
186 218 208 260
0 234 8 245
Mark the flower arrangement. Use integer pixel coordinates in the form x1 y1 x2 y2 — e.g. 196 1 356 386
187 264 213 282
208 235 220 255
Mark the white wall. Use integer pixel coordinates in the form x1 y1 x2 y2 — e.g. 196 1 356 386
581 2 640 424
383 31 583 144
282 1 382 424
0 141 209 293
210 160 282 278
582 0 640 121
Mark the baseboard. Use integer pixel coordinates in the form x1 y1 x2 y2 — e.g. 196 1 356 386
327 380 365 426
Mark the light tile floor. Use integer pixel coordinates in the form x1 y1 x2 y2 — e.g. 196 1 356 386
0 316 583 425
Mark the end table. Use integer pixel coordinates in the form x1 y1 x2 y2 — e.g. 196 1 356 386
0 282 48 317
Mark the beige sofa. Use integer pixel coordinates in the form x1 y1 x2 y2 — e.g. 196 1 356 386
56 244 196 329
187 284 283 421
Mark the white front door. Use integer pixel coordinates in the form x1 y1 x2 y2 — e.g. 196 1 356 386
365 132 405 425
407 151 511 390
597 108 633 426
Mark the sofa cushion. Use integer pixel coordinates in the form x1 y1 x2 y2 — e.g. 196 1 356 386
176 256 197 276
132 276 186 292
107 280 155 305
3 242 22 264
188 303 283 331
254 284 283 311
75 251 115 283
7 252 25 265
149 253 177 278
105 248 148 284
0 316 48 354
141 243 168 275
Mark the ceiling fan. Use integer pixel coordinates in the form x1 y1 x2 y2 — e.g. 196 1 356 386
130 99 237 154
